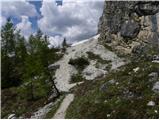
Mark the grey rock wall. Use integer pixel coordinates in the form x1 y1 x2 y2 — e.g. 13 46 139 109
98 1 159 56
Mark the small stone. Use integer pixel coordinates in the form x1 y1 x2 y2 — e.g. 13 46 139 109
148 72 158 82
152 81 159 93
107 114 110 117
108 79 115 84
8 114 16 119
147 101 155 106
116 82 119 85
48 64 60 70
148 72 158 77
100 82 108 92
133 67 140 72
19 116 23 119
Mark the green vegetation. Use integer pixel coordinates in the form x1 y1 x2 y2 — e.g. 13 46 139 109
45 95 65 119
1 19 63 118
66 61 159 119
87 51 111 64
103 43 113 51
70 73 84 83
68 56 89 71
62 37 69 52
2 87 47 118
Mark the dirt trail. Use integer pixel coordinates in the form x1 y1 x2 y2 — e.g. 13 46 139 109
53 94 74 119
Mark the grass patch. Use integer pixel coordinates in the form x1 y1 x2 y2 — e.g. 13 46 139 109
68 56 89 71
87 51 111 64
66 60 159 119
1 87 48 118
103 44 113 51
45 95 65 119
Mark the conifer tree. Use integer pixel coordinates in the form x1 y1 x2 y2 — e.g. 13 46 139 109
1 18 20 88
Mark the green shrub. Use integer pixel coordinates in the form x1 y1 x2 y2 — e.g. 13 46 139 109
87 51 111 64
70 73 84 83
68 57 89 71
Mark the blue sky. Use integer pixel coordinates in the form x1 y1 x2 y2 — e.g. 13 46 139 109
1 0 104 46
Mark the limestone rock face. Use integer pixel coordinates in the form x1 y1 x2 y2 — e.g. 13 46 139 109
98 1 159 56
120 20 140 39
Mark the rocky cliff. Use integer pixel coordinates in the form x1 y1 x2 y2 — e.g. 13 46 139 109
98 1 159 58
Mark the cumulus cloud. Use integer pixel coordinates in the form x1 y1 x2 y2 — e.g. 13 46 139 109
16 16 33 38
38 0 104 43
1 0 38 37
0 16 7 28
48 35 64 48
1 1 38 19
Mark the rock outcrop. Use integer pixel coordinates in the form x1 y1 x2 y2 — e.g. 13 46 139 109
98 1 159 57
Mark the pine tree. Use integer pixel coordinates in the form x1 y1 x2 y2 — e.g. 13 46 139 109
62 37 68 53
22 30 60 100
62 37 67 48
1 18 16 55
1 18 21 88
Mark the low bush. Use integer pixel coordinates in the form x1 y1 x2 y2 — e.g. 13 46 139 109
68 57 89 71
87 51 111 64
70 73 84 83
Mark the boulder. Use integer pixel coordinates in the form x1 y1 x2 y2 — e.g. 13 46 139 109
48 64 60 70
83 65 106 80
134 2 159 16
120 20 140 39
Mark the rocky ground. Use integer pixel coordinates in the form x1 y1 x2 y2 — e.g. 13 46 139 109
29 34 127 119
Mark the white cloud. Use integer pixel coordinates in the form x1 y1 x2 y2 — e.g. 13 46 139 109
1 1 38 19
16 16 33 38
48 35 64 48
0 16 6 28
1 1 38 37
38 0 104 42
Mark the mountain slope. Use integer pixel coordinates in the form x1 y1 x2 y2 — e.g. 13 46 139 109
29 1 159 119
53 34 126 92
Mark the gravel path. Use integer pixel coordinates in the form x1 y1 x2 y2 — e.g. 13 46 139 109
53 94 74 119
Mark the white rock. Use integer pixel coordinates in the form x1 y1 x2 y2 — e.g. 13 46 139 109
83 65 106 80
152 60 159 63
30 102 54 119
8 114 16 119
116 82 119 85
133 67 140 72
147 101 155 106
108 79 115 84
152 81 159 93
